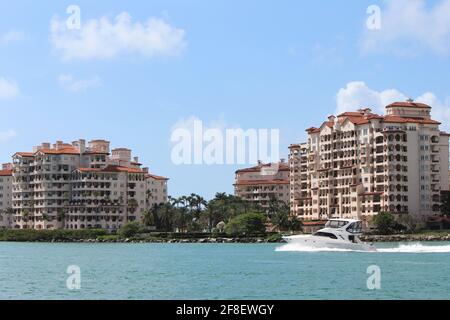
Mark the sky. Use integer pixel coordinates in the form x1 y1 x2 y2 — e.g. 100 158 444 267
1 0 450 200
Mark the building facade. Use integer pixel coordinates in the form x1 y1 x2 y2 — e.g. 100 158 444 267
234 161 290 209
289 101 450 224
0 163 13 228
10 139 168 230
146 174 169 208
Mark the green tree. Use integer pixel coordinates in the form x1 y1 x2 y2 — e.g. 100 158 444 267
372 212 397 235
267 198 290 231
159 203 176 232
22 209 31 229
141 209 154 227
224 212 267 236
57 208 66 229
119 221 142 238
288 217 303 232
441 192 450 217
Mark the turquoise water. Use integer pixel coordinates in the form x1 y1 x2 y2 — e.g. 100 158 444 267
1 242 450 300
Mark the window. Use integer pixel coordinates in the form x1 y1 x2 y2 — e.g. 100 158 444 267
314 232 338 239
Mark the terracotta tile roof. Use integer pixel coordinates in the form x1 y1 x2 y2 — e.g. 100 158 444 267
302 221 327 226
386 102 431 109
383 115 441 125
306 127 320 133
235 162 290 174
77 168 102 172
234 179 289 186
346 116 369 125
100 165 145 174
84 151 110 155
0 169 12 176
319 121 334 129
145 174 169 181
307 104 440 134
14 152 34 157
16 148 110 157
37 148 80 155
338 112 365 117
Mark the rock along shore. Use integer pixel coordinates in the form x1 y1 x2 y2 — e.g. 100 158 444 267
3 234 450 243
361 234 450 242
44 237 286 244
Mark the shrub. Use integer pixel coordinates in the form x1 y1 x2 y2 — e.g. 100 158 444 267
118 222 142 238
372 212 397 235
0 229 108 242
266 233 283 242
225 213 267 237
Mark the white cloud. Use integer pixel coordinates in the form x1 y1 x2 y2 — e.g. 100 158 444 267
0 129 16 143
362 0 450 55
50 12 186 61
0 78 19 100
1 30 24 44
336 81 450 131
336 81 406 115
415 92 450 131
58 74 102 92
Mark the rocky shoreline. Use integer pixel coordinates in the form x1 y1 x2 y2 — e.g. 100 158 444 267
3 234 450 244
39 237 285 244
361 234 450 242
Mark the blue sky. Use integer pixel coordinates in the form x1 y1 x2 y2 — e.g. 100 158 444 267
1 0 450 199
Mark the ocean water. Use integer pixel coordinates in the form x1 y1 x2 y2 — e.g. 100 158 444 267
1 242 450 300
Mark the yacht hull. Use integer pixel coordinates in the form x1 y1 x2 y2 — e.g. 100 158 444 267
283 235 377 252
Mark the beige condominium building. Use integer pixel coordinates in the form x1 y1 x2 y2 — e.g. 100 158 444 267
10 139 168 230
146 174 169 207
289 100 450 225
234 160 290 209
0 163 13 228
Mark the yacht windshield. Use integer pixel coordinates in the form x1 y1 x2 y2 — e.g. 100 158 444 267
325 220 348 228
346 222 363 234
313 232 338 239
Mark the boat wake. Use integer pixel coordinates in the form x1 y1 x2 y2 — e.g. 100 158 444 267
377 243 450 253
276 243 356 252
276 242 450 253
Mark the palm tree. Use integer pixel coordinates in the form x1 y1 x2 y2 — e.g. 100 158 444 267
150 203 162 229
21 209 30 229
57 208 66 229
159 203 174 232
215 192 228 201
4 208 14 228
142 209 154 227
190 194 207 220
145 190 153 205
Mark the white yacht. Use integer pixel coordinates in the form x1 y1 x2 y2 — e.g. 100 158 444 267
283 219 377 252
